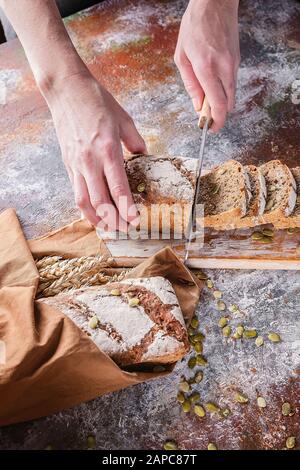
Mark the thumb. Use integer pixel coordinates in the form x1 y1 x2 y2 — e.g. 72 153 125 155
120 114 147 154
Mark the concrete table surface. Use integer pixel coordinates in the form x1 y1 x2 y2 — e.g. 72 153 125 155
0 0 299 450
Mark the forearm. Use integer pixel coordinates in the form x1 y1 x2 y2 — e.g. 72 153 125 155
0 0 88 97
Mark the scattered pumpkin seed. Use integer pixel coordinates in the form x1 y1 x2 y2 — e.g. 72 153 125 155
213 290 222 299
232 331 242 340
129 297 140 307
287 227 296 234
255 336 264 347
194 342 203 354
236 325 244 336
262 228 274 237
243 329 257 339
286 436 296 449
229 304 239 313
211 184 220 195
260 235 273 243
207 443 217 450
164 441 178 450
296 244 300 253
251 231 264 240
216 300 226 311
179 381 190 393
282 402 291 416
196 355 207 367
268 332 281 343
190 393 200 403
188 326 195 336
194 404 206 417
137 182 146 193
87 435 96 449
235 392 249 404
177 392 185 403
265 199 274 211
188 357 197 369
189 336 196 345
222 325 231 337
220 408 231 418
153 365 165 372
206 279 214 289
110 289 121 296
193 332 205 342
182 400 191 413
205 402 220 413
218 317 228 328
195 271 208 280
257 397 267 408
194 371 204 383
88 316 98 329
191 316 199 329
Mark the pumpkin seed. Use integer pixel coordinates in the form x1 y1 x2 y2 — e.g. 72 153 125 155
207 443 217 450
195 271 208 280
262 228 274 237
194 371 204 383
265 199 274 211
243 329 257 339
188 357 197 369
190 393 200 403
213 290 222 299
189 336 196 345
110 289 121 296
229 304 239 313
216 300 226 311
211 184 220 195
87 435 96 449
188 326 195 336
205 402 220 413
286 436 296 449
194 342 203 354
193 332 205 342
236 325 244 336
182 400 191 413
287 227 296 235
164 441 178 450
153 365 165 372
179 381 190 393
206 279 214 289
251 231 264 240
232 331 242 339
269 185 276 192
268 332 281 343
196 355 207 367
235 392 249 404
257 397 267 408
255 336 264 347
260 235 273 243
191 316 199 329
177 392 185 403
129 297 140 307
296 244 300 253
218 317 228 328
220 408 231 418
88 316 98 329
282 402 291 416
137 182 146 193
194 404 206 417
222 325 231 337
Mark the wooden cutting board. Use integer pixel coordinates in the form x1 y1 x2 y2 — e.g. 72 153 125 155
99 226 300 270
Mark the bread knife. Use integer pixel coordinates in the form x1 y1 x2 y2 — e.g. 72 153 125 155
184 98 212 265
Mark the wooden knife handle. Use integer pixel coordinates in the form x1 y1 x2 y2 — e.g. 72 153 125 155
198 96 213 129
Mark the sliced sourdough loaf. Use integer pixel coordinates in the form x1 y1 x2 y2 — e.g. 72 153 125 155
234 165 267 228
259 160 297 225
197 160 252 230
125 154 196 233
273 167 300 229
39 276 190 367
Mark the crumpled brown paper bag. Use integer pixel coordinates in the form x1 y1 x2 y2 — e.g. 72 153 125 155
0 208 202 426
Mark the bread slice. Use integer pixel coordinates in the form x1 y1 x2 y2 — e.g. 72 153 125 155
234 165 267 228
125 154 196 234
197 160 252 230
40 276 190 367
273 167 300 229
259 160 297 225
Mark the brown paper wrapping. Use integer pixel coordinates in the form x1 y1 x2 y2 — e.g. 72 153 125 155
0 208 201 426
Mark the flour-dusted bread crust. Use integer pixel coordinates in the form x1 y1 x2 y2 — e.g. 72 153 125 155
259 160 297 225
39 276 189 367
125 154 196 233
273 167 300 229
234 165 267 229
197 160 252 230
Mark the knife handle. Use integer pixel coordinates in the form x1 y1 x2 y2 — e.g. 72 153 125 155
198 96 213 129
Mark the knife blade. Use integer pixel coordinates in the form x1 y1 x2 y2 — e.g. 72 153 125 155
184 99 212 265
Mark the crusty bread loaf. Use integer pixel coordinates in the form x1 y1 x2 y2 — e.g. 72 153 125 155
39 276 190 367
197 160 252 230
273 167 300 229
259 160 297 225
125 154 196 233
234 165 267 229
